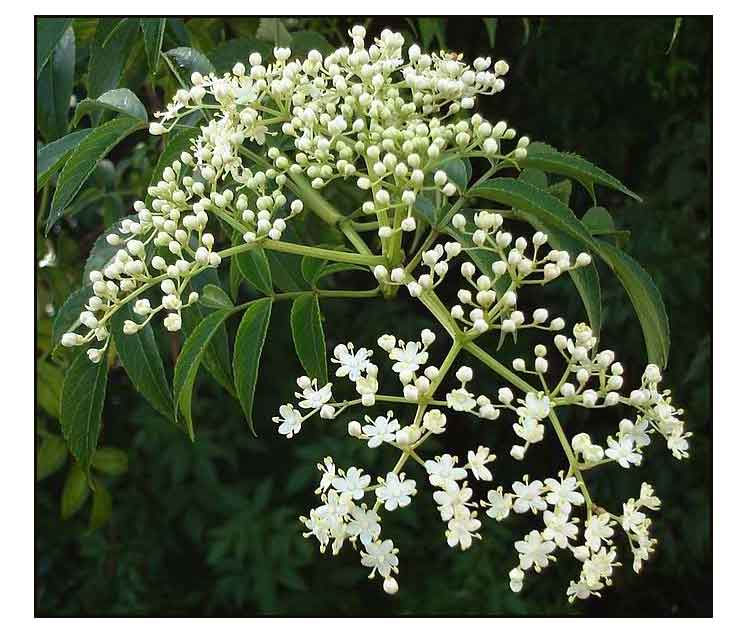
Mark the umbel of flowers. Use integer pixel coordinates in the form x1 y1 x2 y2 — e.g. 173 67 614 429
57 25 690 603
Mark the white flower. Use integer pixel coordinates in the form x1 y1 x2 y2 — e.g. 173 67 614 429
584 513 614 552
347 505 381 546
332 466 371 500
667 432 691 459
484 487 512 521
512 479 547 514
424 454 467 488
446 387 476 412
296 381 333 409
567 580 600 603
361 539 399 579
332 342 372 381
389 340 428 375
605 436 643 468
466 446 495 481
621 500 648 535
542 510 578 548
513 418 545 444
446 508 482 550
544 474 585 512
638 482 661 510
433 481 473 521
362 412 400 448
582 547 618 585
422 409 447 434
618 418 651 448
315 456 336 493
516 392 552 421
273 404 303 438
376 472 417 511
515 530 556 571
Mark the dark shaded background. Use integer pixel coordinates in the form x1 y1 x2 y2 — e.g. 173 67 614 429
36 16 711 616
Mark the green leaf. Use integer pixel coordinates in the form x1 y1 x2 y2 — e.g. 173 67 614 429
37 361 65 419
546 179 573 206
140 18 166 76
37 435 68 480
36 17 73 78
667 17 683 54
89 480 112 530
439 157 470 190
289 30 334 56
233 298 273 435
201 283 234 309
255 18 292 47
72 89 148 127
582 206 615 233
267 251 308 292
290 294 327 384
88 18 140 99
60 351 108 474
91 447 129 476
418 18 446 49
144 126 199 206
235 248 273 296
313 262 368 284
301 255 326 286
61 462 90 519
173 308 232 438
595 240 670 368
51 284 93 350
46 116 145 234
111 303 174 420
165 46 215 77
36 129 93 191
36 26 75 142
470 178 600 252
521 143 642 203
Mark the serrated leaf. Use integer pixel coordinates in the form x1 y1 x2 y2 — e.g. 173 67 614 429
91 447 128 476
165 46 215 77
144 126 199 206
521 143 642 203
36 26 75 142
36 435 68 480
546 179 573 206
439 157 470 191
595 240 670 367
61 462 90 519
36 129 93 191
140 18 166 76
201 283 234 309
290 294 327 384
235 247 273 295
36 17 73 78
73 89 148 127
51 284 93 349
89 480 112 530
88 18 140 99
267 251 308 292
233 298 272 435
470 178 600 253
173 308 232 438
60 351 108 474
111 303 174 420
46 116 145 234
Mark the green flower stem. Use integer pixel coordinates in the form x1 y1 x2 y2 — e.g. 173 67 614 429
289 173 345 226
547 409 594 516
462 341 535 393
217 239 386 266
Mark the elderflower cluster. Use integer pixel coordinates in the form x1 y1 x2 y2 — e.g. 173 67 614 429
61 25 530 359
276 245 689 599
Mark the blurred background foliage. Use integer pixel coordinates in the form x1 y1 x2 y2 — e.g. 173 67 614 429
35 16 711 616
